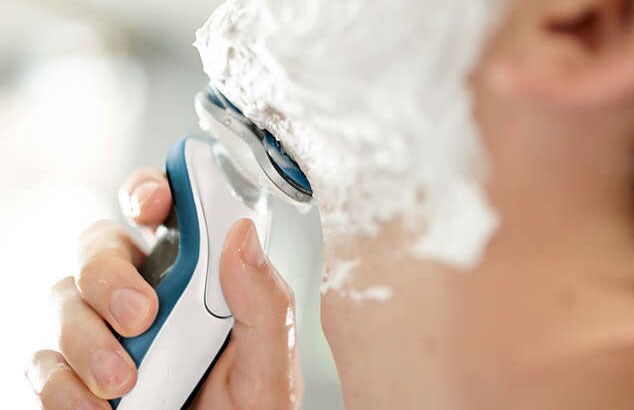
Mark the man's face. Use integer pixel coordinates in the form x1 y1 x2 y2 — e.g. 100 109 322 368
321 1 634 408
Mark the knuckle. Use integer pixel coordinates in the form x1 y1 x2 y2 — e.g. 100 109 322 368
49 277 78 311
79 219 129 252
57 317 79 355
272 276 294 309
56 306 94 356
76 253 140 301
57 313 116 363
264 264 295 309
76 255 106 291
48 279 79 350
78 219 136 268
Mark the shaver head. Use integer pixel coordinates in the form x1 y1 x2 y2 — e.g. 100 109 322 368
195 85 313 203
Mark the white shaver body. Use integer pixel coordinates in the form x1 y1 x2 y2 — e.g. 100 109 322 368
113 136 270 409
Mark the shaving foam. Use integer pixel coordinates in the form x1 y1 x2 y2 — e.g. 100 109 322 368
195 0 500 280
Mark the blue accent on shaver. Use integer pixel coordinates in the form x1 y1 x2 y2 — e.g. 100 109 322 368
207 86 243 115
111 136 201 408
220 92 243 115
206 87 224 109
263 131 313 195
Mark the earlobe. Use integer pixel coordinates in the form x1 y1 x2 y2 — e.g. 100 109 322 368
485 0 634 109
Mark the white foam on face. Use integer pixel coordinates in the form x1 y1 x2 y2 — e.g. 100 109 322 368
349 287 394 304
320 258 360 295
195 0 501 281
320 257 394 303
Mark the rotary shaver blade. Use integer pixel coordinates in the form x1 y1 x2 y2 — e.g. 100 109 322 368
200 86 313 202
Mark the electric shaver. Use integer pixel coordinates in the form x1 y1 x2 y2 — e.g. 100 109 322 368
111 86 316 409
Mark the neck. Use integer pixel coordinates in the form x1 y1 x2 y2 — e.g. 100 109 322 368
485 114 634 269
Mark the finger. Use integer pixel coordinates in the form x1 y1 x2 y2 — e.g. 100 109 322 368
76 221 158 336
118 167 172 226
221 219 301 408
52 277 137 400
26 350 110 410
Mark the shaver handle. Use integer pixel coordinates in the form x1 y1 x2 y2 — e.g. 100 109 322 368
112 136 266 409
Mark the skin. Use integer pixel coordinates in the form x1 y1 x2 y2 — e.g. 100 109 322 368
26 0 634 408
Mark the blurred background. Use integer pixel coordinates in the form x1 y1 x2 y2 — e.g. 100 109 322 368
0 0 341 408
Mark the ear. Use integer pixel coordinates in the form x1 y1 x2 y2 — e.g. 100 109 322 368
486 0 634 109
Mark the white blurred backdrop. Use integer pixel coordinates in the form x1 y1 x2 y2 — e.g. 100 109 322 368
0 1 341 408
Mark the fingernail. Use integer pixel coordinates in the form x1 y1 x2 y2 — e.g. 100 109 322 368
90 350 133 391
77 401 103 410
129 180 160 218
110 288 150 331
239 224 266 268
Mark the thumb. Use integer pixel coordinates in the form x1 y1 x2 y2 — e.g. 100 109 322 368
220 219 302 409
222 219 293 329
